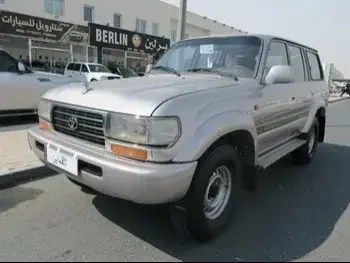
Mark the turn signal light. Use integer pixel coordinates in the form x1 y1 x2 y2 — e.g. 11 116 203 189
111 144 148 160
39 119 50 130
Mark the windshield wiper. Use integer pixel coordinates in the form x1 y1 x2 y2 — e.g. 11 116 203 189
186 68 238 81
152 66 181 76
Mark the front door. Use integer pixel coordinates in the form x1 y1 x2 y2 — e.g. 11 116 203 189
255 40 298 156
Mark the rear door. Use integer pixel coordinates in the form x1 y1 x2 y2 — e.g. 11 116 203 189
80 64 90 82
286 43 311 133
71 63 82 82
65 63 75 78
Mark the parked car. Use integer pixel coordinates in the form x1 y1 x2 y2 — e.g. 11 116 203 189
28 34 329 242
0 49 72 117
108 66 140 78
64 62 120 83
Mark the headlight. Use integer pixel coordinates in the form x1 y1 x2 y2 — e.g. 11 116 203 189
107 114 181 146
38 100 52 121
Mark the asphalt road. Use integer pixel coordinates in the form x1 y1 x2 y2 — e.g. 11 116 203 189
1 101 350 261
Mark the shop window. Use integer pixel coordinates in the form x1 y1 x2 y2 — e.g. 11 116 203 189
84 5 94 22
44 0 64 16
152 23 159 36
0 51 18 73
114 13 122 28
136 18 147 33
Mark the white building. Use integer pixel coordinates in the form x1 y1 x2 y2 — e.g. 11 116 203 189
0 0 244 73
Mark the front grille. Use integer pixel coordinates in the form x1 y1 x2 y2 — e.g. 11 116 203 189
52 105 105 146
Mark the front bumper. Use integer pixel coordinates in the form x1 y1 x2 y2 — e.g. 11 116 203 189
28 126 197 204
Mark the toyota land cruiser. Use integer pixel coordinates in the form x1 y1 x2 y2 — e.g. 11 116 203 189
28 34 329 242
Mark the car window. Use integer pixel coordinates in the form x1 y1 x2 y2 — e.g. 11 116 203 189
73 63 81 71
0 51 18 73
306 51 323 81
81 64 89 73
118 67 138 77
265 41 288 75
287 45 306 82
67 63 75 70
88 64 110 73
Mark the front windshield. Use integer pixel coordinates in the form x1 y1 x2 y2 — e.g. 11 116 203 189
154 36 262 78
88 64 111 73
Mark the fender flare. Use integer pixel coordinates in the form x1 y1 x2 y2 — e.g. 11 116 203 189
173 111 258 163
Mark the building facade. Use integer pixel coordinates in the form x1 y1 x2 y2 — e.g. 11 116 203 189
0 0 244 73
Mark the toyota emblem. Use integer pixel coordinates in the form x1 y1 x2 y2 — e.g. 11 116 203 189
67 117 78 130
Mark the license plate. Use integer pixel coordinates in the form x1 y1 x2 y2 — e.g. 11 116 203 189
47 146 78 176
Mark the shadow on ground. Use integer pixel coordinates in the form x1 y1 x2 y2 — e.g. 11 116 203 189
92 143 350 262
0 186 44 213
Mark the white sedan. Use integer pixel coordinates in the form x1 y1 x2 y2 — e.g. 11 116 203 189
0 49 72 117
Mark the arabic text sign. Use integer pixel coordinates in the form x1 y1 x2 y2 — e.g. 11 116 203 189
0 10 72 41
89 23 170 54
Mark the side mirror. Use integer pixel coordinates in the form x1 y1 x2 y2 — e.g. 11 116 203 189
264 65 293 85
17 62 26 72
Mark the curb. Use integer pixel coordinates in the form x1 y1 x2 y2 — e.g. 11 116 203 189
0 164 56 190
329 97 349 103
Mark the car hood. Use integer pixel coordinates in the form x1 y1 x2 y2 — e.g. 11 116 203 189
42 74 239 116
32 71 72 85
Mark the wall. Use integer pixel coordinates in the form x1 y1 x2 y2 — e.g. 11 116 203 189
0 0 243 41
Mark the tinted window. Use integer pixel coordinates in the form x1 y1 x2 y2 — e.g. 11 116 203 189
67 63 75 70
307 51 323 81
0 51 18 72
88 64 110 73
288 45 305 82
118 67 138 78
81 64 89 73
73 63 81 71
265 41 288 74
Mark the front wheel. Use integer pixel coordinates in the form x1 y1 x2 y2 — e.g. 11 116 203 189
291 118 319 165
169 144 242 242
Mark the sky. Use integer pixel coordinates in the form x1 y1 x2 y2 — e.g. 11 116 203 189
163 0 349 77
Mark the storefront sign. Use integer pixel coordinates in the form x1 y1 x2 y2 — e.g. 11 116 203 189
0 10 89 44
89 23 170 54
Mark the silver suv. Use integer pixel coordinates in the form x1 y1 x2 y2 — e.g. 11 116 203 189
28 34 329 242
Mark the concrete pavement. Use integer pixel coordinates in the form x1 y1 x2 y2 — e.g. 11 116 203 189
0 118 54 188
0 100 350 261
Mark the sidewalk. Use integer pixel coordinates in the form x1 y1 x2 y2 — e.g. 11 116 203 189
0 129 54 188
329 94 350 103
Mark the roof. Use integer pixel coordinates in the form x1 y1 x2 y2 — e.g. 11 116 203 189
180 33 318 53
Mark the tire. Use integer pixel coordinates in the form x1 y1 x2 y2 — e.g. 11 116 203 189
90 79 97 82
169 144 242 242
291 118 319 165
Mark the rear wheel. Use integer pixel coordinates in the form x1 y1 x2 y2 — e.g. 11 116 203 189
291 118 319 165
169 144 242 242
90 79 98 82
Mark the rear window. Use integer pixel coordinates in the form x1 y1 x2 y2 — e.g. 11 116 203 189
67 63 75 70
73 63 81 71
306 51 323 81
